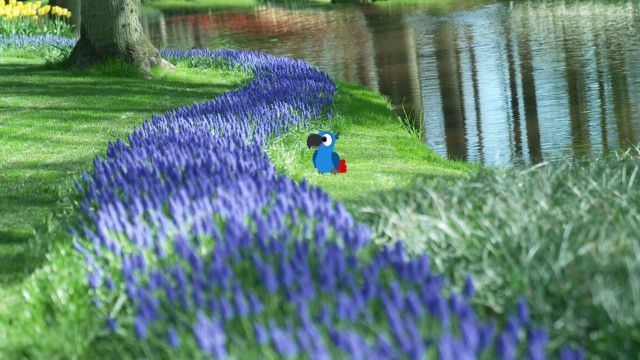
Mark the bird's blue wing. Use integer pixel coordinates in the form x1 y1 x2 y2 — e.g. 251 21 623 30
331 152 340 169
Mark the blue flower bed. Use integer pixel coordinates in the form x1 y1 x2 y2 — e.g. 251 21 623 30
1 35 583 359
0 34 75 49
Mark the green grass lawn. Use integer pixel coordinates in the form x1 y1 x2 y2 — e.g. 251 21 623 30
266 82 473 205
0 53 251 284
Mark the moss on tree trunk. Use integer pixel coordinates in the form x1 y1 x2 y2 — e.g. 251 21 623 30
67 0 173 75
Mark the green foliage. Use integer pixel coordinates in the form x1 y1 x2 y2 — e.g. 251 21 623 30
0 17 73 37
356 149 640 359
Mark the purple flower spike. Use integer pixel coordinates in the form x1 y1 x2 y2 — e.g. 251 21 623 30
463 275 475 298
270 322 298 358
167 327 180 348
134 314 148 339
254 322 269 345
527 327 548 360
193 312 227 358
559 345 585 360
107 317 118 331
517 297 530 324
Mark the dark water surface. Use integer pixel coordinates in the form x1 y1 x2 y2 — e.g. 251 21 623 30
141 1 640 165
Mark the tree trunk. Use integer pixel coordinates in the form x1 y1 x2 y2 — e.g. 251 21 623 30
67 0 173 75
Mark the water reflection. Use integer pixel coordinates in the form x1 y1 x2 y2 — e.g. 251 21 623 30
141 1 640 165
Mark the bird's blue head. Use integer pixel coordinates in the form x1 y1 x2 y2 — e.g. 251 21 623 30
307 130 340 152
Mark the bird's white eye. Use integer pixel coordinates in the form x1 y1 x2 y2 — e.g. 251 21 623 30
321 134 333 146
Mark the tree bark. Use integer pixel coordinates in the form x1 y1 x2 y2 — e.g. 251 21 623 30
67 0 173 75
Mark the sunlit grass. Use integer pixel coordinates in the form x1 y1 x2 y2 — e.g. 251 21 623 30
265 81 473 206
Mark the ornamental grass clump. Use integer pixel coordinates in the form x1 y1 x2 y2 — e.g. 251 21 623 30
65 45 583 358
361 149 640 358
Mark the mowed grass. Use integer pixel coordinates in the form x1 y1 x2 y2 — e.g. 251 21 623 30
266 81 473 205
0 52 251 284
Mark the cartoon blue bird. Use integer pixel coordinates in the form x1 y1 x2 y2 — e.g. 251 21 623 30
307 130 347 174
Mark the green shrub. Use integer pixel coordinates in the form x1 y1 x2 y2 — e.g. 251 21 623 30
358 148 640 359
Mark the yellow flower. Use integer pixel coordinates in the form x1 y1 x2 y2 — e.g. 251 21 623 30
35 1 41 7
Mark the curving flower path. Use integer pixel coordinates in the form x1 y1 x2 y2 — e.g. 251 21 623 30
2 36 583 359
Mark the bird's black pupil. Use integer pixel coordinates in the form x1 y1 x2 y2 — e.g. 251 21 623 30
322 136 327 142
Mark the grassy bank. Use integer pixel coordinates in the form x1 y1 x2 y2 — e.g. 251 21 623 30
353 154 640 358
266 81 472 205
0 50 251 284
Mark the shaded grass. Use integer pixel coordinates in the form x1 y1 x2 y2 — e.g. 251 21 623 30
0 53 251 284
355 151 640 359
265 81 473 206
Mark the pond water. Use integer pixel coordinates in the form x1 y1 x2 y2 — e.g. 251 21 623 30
141 1 640 165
